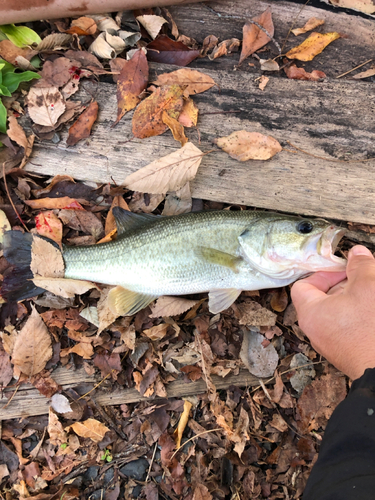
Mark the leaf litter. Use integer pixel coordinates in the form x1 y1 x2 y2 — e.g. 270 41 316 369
0 3 358 499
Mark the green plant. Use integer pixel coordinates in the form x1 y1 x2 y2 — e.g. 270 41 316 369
0 59 40 134
100 448 113 462
0 24 41 47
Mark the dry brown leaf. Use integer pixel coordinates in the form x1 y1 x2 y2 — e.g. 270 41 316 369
162 111 188 147
150 296 199 318
105 195 130 235
215 130 282 161
48 408 67 445
236 301 277 327
143 323 169 341
114 49 149 125
66 101 99 146
193 484 213 500
152 68 216 96
97 286 118 333
284 64 326 81
352 67 375 79
208 38 240 60
36 33 73 51
27 86 66 127
35 211 63 247
12 306 52 377
239 8 274 65
286 32 341 61
132 84 184 139
7 114 35 169
60 342 94 359
178 98 198 127
124 142 204 194
136 15 167 39
162 183 192 216
30 235 64 278
32 277 97 298
258 75 269 90
0 39 34 65
232 406 250 458
69 418 109 442
25 196 84 209
325 0 374 14
173 400 192 448
128 191 165 213
200 34 219 57
291 17 325 36
67 17 97 36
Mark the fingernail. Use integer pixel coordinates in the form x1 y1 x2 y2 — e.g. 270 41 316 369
350 245 373 257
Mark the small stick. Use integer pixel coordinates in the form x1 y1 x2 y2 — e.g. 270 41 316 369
286 141 375 163
336 59 373 79
2 162 29 232
145 442 158 483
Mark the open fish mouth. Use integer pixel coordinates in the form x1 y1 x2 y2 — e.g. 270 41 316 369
319 226 347 268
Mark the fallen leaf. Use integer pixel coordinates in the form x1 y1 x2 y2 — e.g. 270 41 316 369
35 211 63 246
67 17 97 36
105 195 130 235
61 342 94 359
31 370 60 397
128 191 165 213
236 301 277 326
178 98 198 127
94 352 122 379
284 64 326 81
0 209 11 245
0 349 13 388
270 287 288 312
58 209 103 239
201 34 219 57
51 394 73 414
162 182 192 216
36 33 73 51
239 8 274 65
70 418 109 443
27 86 66 127
66 101 99 146
143 323 169 341
150 296 200 317
146 35 200 66
32 277 97 298
12 306 52 376
259 58 280 71
152 68 216 96
232 406 250 458
180 364 202 381
292 17 325 36
258 75 269 90
6 115 34 168
97 286 119 332
114 49 149 125
240 328 279 377
0 464 9 483
352 67 375 79
215 130 282 161
30 235 64 278
208 38 240 60
162 110 188 146
173 400 192 448
125 142 203 194
286 32 341 61
290 353 316 394
25 196 84 209
193 483 212 500
132 84 184 139
137 15 167 39
88 32 116 59
0 39 34 65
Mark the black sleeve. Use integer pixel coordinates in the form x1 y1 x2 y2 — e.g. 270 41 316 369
303 368 375 500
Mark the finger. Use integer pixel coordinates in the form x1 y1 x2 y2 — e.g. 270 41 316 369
346 246 375 283
291 271 347 311
327 278 348 296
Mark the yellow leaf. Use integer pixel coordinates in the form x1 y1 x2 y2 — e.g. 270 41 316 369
286 32 341 61
162 111 188 147
215 130 282 161
70 418 109 443
173 400 192 448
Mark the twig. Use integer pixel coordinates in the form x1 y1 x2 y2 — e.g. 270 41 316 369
1 382 20 409
170 428 223 460
145 442 158 483
336 59 373 79
2 162 29 232
77 371 112 401
286 141 375 163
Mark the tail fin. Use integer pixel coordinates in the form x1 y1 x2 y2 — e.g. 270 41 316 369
1 231 47 302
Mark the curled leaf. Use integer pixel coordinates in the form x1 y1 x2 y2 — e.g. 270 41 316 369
88 33 116 59
136 15 167 39
162 110 188 146
215 130 282 161
284 64 326 81
286 32 341 61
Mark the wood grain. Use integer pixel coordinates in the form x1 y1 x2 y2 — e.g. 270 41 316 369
0 367 261 420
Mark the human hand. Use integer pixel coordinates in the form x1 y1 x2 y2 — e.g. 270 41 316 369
291 245 375 380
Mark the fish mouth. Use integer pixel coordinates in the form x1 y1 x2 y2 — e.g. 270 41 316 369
318 226 347 269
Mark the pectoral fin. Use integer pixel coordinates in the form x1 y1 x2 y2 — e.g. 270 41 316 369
196 247 242 273
108 286 157 316
208 288 241 314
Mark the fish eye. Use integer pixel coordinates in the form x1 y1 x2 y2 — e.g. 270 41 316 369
297 220 313 234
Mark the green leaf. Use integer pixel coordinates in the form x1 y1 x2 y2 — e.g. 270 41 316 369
0 99 7 134
0 24 41 47
0 84 11 97
0 59 15 76
2 70 40 93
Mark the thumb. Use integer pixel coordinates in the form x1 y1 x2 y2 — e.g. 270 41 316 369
346 245 375 283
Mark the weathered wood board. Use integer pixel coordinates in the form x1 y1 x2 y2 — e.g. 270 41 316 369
0 367 262 420
23 0 375 223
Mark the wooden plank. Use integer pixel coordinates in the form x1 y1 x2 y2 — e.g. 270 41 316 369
24 62 375 223
0 366 262 420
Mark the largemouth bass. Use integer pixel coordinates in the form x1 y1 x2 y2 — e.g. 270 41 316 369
2 208 346 315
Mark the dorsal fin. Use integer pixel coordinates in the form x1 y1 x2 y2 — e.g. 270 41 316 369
112 207 159 235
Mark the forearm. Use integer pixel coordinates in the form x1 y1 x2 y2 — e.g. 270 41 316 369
304 368 375 499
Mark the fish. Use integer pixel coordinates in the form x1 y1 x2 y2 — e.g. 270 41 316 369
1 208 346 316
